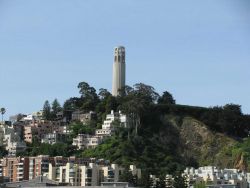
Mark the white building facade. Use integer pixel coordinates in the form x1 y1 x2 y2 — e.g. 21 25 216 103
72 134 102 150
48 162 141 186
184 166 249 188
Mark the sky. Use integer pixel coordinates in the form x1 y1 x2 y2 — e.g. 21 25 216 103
0 0 250 119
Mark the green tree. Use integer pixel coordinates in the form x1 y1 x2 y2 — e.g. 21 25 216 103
194 181 206 188
105 96 117 113
119 167 137 187
118 85 134 96
78 81 99 111
78 82 96 98
51 98 62 119
63 97 81 111
118 83 160 135
156 175 166 188
98 88 111 99
223 103 242 115
140 172 154 188
172 173 188 188
69 122 95 137
42 100 51 120
1 107 6 122
158 91 175 105
28 142 77 157
165 175 173 188
133 83 159 103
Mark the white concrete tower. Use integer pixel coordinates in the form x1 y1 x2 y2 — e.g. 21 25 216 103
112 46 126 96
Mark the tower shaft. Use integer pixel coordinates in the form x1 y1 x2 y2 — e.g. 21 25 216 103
112 46 126 96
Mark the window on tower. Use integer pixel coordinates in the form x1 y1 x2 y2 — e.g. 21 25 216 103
118 56 120 62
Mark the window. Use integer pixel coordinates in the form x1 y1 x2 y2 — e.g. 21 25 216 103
86 169 92 177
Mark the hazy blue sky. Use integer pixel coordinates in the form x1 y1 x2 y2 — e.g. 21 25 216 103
0 0 250 118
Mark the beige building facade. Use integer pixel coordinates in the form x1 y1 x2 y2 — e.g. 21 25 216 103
48 162 141 186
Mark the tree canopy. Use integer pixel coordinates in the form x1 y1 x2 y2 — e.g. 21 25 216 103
42 100 51 120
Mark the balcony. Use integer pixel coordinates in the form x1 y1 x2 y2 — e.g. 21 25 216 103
17 171 23 175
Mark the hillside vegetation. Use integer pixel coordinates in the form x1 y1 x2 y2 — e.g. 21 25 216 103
40 82 250 174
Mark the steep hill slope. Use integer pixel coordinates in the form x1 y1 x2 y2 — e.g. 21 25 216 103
170 116 236 168
82 114 240 174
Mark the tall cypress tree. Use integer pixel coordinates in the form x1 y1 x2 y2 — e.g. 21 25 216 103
51 99 62 119
42 100 51 120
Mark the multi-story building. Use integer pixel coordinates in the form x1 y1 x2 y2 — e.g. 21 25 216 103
49 159 98 185
28 155 53 180
58 125 70 134
99 164 120 183
72 110 129 150
41 132 68 144
48 162 141 187
95 110 128 138
0 155 141 185
23 120 65 143
0 124 26 155
1 157 29 182
72 134 102 150
12 121 24 138
95 129 112 138
102 110 127 129
24 126 37 143
184 166 249 188
71 110 97 123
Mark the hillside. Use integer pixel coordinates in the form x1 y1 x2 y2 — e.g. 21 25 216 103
81 113 242 175
173 116 236 168
38 82 250 175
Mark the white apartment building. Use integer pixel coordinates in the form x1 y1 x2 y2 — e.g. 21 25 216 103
184 166 249 188
102 110 127 129
95 129 112 137
95 110 128 138
72 134 102 150
48 162 141 186
48 163 110 186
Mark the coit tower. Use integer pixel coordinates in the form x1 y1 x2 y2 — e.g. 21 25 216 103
112 46 126 96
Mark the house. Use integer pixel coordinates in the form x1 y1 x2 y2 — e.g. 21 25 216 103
41 132 68 145
72 134 102 150
95 110 128 138
23 120 63 143
71 110 97 123
102 110 127 129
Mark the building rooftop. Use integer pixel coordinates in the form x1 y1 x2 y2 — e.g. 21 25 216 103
4 175 61 187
